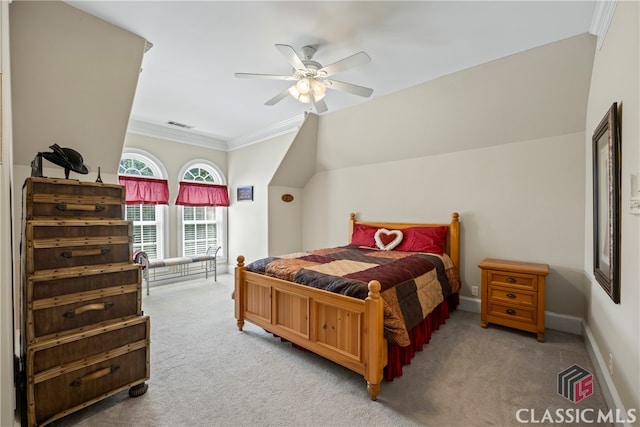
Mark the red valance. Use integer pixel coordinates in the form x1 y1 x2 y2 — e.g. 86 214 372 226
175 181 229 207
118 176 170 205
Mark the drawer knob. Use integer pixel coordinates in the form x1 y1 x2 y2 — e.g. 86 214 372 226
506 293 516 299
69 365 119 387
506 308 516 315
506 277 516 283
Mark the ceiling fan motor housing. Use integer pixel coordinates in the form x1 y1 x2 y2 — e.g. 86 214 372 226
301 45 317 60
296 60 323 78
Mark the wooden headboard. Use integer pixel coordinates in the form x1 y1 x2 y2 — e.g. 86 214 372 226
348 212 460 269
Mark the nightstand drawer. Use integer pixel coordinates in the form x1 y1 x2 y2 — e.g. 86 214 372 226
487 301 536 324
488 286 536 307
487 270 537 291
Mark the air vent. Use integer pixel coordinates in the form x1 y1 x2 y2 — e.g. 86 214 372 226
167 121 194 129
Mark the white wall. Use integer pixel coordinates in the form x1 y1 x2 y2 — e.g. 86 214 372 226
268 186 303 255
584 0 639 415
303 133 587 317
227 131 295 266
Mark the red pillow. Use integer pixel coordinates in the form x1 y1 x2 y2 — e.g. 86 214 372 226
395 226 448 254
350 224 378 247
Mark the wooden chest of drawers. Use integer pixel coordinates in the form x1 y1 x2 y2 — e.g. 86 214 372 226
22 178 149 426
479 258 549 342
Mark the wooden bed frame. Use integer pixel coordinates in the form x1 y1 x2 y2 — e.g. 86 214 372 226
234 212 460 400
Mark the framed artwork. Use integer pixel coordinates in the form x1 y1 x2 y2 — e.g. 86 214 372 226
0 73 2 165
237 186 253 201
592 102 620 303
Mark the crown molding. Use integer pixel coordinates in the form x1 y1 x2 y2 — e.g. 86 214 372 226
589 0 618 51
127 114 306 152
127 119 228 151
225 113 306 151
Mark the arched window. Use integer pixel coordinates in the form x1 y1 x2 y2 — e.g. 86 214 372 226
179 161 227 259
119 151 167 261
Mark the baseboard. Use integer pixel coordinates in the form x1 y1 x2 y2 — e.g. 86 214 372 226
583 322 632 427
458 296 481 313
458 296 583 335
545 311 583 335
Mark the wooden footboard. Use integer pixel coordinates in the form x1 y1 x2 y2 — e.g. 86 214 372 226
234 256 387 400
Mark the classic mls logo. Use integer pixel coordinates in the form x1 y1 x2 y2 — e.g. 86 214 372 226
558 364 593 403
516 364 636 423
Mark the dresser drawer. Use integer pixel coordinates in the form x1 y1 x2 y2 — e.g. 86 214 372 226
27 317 150 427
26 220 132 273
487 286 536 308
487 301 536 325
28 264 140 301
26 177 125 220
487 270 537 291
27 275 141 343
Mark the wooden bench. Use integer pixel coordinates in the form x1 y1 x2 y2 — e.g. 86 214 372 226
134 246 220 295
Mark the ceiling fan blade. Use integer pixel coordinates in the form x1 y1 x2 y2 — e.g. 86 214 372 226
324 79 373 98
318 51 371 77
275 44 306 71
235 73 297 81
311 94 328 113
265 86 293 106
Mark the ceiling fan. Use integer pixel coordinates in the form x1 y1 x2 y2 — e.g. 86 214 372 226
234 44 373 113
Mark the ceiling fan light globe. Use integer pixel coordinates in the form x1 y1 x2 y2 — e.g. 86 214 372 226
288 86 310 103
298 93 311 103
288 86 301 99
311 79 326 98
296 78 311 95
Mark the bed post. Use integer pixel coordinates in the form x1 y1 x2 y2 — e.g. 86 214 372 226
349 212 356 241
235 256 245 331
449 212 460 269
364 280 384 401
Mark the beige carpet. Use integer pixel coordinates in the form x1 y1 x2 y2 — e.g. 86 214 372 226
50 274 611 427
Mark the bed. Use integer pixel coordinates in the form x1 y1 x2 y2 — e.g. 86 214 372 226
234 212 460 400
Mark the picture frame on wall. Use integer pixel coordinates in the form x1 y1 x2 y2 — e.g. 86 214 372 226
237 186 253 201
592 102 621 303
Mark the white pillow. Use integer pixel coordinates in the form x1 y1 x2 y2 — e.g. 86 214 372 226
374 228 403 251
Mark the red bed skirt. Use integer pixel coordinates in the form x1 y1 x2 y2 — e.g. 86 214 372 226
384 292 459 381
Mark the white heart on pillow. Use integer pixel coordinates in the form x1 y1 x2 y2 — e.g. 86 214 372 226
374 228 403 251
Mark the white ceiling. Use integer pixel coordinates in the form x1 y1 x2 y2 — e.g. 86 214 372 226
65 1 597 148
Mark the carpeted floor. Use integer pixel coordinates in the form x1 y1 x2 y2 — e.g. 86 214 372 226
50 274 611 427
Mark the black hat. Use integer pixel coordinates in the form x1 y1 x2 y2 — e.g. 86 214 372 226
41 144 89 178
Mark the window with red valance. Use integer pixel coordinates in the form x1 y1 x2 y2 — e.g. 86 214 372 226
118 176 170 205
175 181 229 207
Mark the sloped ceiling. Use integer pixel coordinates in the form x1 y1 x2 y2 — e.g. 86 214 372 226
63 1 598 147
269 113 319 188
316 33 596 171
10 1 147 173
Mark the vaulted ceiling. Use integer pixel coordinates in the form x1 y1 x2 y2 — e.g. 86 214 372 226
65 1 598 148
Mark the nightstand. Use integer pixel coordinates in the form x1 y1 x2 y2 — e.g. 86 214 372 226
479 258 549 342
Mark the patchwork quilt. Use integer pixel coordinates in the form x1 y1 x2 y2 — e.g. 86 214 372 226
246 245 461 346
